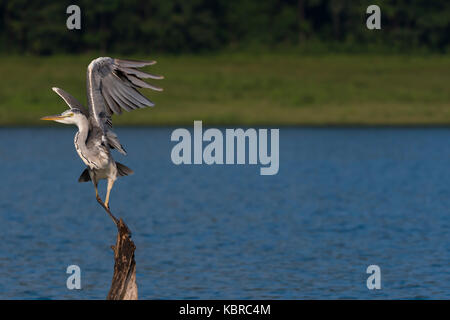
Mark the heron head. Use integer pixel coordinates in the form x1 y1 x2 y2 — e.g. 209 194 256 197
40 108 85 125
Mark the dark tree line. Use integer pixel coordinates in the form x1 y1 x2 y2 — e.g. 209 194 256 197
0 0 449 55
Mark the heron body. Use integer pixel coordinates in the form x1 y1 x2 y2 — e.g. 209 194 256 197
41 57 163 224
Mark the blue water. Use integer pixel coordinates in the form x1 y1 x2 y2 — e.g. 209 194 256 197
0 127 449 299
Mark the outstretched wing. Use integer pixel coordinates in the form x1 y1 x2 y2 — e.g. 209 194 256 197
86 57 163 133
52 87 89 116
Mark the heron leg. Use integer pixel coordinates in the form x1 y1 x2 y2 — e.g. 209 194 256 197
94 181 118 225
105 178 115 210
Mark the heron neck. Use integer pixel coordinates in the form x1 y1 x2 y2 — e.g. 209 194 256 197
76 116 90 145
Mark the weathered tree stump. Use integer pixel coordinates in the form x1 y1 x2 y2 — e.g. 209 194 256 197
107 218 138 300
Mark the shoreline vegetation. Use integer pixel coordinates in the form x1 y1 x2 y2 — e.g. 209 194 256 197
1 53 449 127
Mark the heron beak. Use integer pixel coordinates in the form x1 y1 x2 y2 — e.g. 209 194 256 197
40 114 67 121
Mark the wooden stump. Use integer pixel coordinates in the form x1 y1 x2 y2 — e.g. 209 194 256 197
107 218 138 300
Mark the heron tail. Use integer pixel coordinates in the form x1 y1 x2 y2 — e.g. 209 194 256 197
116 162 134 177
78 168 91 183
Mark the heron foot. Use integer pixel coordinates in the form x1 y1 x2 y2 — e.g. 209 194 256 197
96 195 118 225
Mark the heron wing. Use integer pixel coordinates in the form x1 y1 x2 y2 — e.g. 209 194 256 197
52 87 89 117
106 130 127 155
86 57 163 133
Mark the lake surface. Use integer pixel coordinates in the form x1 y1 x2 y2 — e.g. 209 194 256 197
0 127 449 299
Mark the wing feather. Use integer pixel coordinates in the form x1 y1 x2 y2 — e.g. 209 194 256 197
107 76 148 108
52 87 89 116
127 74 163 91
117 66 164 80
104 87 134 112
114 59 156 68
102 90 122 114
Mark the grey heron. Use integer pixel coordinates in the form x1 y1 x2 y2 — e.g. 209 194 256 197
41 57 163 224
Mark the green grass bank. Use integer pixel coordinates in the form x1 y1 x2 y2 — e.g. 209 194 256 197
1 53 449 126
